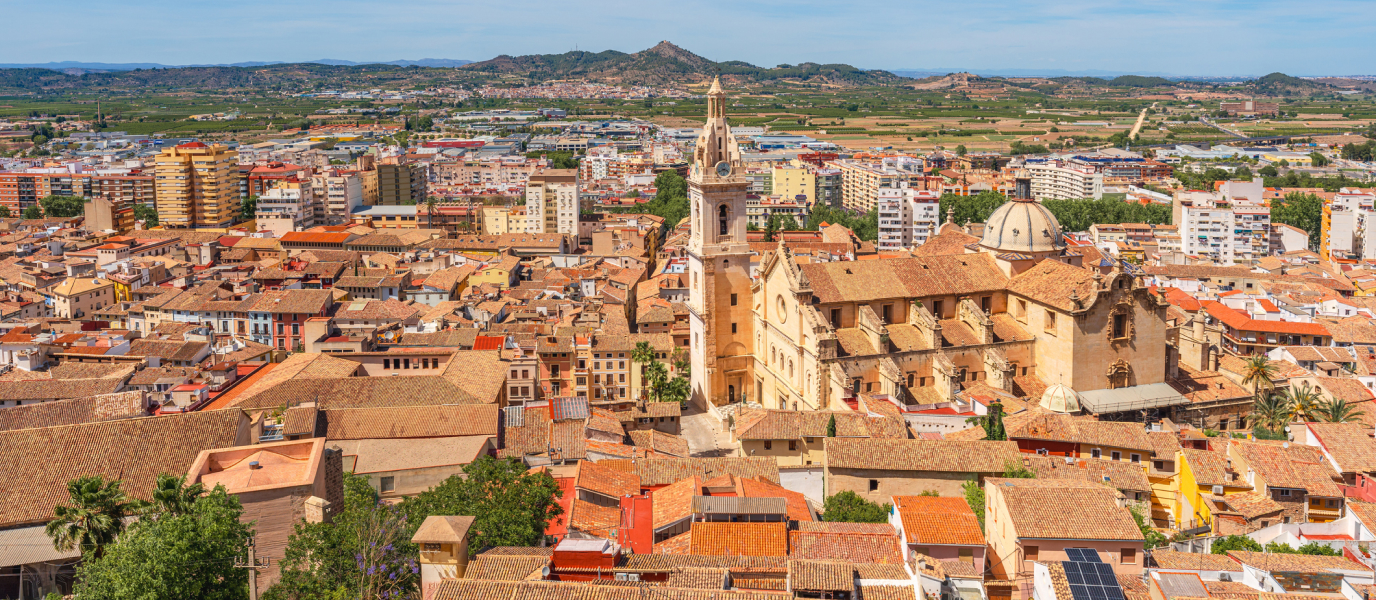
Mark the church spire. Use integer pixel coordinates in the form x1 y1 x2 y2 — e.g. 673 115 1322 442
693 76 739 175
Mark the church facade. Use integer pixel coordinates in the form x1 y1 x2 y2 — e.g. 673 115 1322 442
688 82 1171 416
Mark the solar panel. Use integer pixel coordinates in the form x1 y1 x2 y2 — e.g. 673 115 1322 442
1066 548 1100 562
1069 585 1092 600
1081 570 1101 586
1064 568 1084 585
1089 587 1109 600
1096 564 1116 580
1106 588 1126 600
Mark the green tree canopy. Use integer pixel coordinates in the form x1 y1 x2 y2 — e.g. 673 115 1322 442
1271 193 1322 249
821 491 891 523
1211 535 1263 554
402 456 564 554
75 484 252 600
45 475 142 559
22 206 42 219
133 203 158 227
38 195 85 218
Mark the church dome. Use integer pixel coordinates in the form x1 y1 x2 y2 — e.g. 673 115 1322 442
1040 383 1081 413
980 199 1065 254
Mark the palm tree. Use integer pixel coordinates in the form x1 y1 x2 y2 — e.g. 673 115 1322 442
45 475 142 558
1240 355 1276 399
631 341 656 401
1248 392 1295 434
425 196 438 231
148 473 205 518
1312 398 1368 423
1281 384 1323 422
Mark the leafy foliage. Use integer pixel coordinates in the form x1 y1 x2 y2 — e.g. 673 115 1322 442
1297 542 1341 556
39 195 85 217
963 480 986 532
821 491 891 523
1131 505 1168 549
45 475 142 559
401 456 564 554
1313 398 1367 423
1040 197 1173 232
526 151 580 169
804 204 878 241
1211 535 1263 554
75 483 252 600
1270 193 1322 249
241 195 258 221
22 206 42 219
133 203 158 226
267 474 418 600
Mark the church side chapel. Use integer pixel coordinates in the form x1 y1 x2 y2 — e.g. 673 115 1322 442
687 80 1174 419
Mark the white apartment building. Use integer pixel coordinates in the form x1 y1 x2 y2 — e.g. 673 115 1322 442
1324 188 1376 260
746 195 810 228
1173 178 1270 265
311 171 362 225
876 183 942 252
254 184 318 237
831 156 927 212
525 168 579 235
1026 163 1104 201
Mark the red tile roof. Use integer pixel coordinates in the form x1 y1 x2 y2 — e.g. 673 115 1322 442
1204 301 1331 336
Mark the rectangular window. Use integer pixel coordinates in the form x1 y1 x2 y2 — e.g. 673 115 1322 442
1130 453 1141 463
764 440 772 450
1092 448 1102 459
1113 313 1127 338
881 304 893 323
1111 451 1122 461
1025 546 1039 562
731 323 737 334
932 300 944 317
380 476 395 493
403 358 411 369
1121 549 1136 565
730 293 738 306
830 308 841 328
383 359 391 369
981 296 991 312
789 440 797 451
869 479 879 492
1044 310 1057 334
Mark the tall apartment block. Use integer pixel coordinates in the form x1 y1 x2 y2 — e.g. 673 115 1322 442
877 183 942 252
154 142 240 229
1322 188 1376 261
371 163 428 206
1173 178 1270 265
526 168 579 234
831 156 926 212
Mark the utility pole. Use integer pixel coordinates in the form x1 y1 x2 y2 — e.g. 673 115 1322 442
235 536 269 600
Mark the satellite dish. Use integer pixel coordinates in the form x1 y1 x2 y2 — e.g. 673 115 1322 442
1282 442 1290 448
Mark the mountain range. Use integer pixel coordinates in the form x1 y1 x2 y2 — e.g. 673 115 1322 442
456 41 904 87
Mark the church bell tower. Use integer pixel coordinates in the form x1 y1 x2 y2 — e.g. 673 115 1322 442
687 77 753 409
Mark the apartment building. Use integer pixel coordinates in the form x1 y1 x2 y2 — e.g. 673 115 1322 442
876 183 941 252
1321 188 1376 261
154 142 240 229
526 168 579 235
0 171 154 214
771 162 815 204
1174 178 1271 265
831 156 926 212
746 195 810 229
370 163 427 206
310 170 363 225
1221 100 1280 116
1026 163 1104 201
255 181 318 237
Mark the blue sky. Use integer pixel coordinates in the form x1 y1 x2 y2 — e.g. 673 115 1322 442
6 0 1376 75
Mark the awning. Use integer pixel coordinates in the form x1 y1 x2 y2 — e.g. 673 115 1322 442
0 525 80 568
1077 382 1188 414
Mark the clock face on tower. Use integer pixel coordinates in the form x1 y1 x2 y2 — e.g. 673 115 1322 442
715 161 732 178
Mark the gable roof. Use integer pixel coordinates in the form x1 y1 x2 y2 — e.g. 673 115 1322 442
798 253 1008 304
1307 422 1376 474
824 439 1023 472
0 391 145 432
893 496 986 546
324 404 498 440
991 477 1144 542
0 409 246 528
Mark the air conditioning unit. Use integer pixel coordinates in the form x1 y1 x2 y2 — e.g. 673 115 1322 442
1213 485 1225 495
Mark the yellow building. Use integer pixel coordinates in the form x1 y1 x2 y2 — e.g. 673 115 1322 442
468 255 522 290
1145 432 1182 528
771 162 816 204
154 142 240 229
1176 448 1251 533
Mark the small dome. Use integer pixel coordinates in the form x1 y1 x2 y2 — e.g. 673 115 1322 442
980 199 1065 254
1040 383 1081 413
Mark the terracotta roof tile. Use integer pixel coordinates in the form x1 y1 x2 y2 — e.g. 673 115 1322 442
992 477 1144 541
575 460 641 499
788 530 903 563
825 439 1023 472
893 496 984 546
324 404 498 440
689 522 788 557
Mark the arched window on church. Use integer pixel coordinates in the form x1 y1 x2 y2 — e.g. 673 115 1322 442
719 205 729 237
